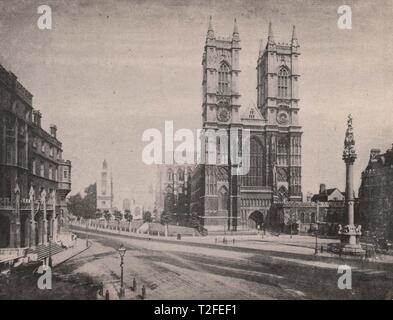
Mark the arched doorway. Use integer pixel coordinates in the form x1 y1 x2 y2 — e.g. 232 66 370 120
0 215 11 248
248 211 264 230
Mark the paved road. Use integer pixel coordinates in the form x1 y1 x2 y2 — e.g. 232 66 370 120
63 231 393 300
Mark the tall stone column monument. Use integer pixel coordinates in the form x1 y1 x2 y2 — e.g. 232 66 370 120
339 115 365 255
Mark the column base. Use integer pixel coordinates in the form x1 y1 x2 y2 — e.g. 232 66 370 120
340 243 365 256
339 224 365 256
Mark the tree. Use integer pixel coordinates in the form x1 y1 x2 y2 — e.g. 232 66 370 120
114 210 123 221
104 210 111 221
160 211 172 225
143 211 152 223
67 183 97 218
68 193 84 217
124 209 133 222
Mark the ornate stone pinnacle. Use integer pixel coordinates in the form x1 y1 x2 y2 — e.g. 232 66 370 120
343 114 357 162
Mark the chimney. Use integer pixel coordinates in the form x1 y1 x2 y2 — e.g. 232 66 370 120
319 183 326 194
33 110 42 127
50 124 57 138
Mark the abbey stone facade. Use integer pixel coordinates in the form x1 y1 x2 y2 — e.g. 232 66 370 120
190 19 303 231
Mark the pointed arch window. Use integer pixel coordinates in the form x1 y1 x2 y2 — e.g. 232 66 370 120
277 138 288 166
243 137 264 187
218 63 230 94
278 67 289 97
218 186 228 211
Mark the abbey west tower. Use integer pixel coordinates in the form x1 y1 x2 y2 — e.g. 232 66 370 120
191 19 303 231
257 23 302 203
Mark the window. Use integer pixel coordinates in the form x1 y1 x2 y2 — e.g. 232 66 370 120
32 159 36 175
218 63 230 94
6 143 14 164
278 67 289 97
54 168 58 181
64 170 68 179
41 142 45 153
277 138 288 166
50 147 54 157
243 137 264 187
49 167 53 180
40 163 44 177
167 169 173 182
218 186 228 211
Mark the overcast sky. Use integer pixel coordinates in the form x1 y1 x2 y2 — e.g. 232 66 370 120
0 0 392 206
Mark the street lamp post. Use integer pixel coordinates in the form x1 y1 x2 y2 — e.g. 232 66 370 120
85 219 89 248
118 244 126 298
314 223 319 255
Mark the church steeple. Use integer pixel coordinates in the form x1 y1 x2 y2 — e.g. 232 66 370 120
207 15 215 40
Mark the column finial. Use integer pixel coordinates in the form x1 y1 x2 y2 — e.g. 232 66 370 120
291 25 299 47
343 114 357 162
268 21 274 44
207 15 215 39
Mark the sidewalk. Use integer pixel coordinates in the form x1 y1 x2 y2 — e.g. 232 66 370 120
52 239 91 267
70 224 393 273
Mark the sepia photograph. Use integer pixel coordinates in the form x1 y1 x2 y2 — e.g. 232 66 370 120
0 0 392 309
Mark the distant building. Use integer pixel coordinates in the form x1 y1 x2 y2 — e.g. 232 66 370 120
358 146 393 240
272 184 347 235
311 184 345 202
123 198 130 212
96 160 114 213
0 64 72 249
155 164 193 223
131 203 143 220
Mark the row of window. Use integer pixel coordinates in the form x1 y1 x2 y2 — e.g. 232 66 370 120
31 159 68 181
32 137 61 160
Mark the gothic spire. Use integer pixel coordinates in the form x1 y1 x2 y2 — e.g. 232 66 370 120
207 15 215 39
259 39 264 57
233 18 239 35
291 25 299 47
232 18 240 41
268 22 274 44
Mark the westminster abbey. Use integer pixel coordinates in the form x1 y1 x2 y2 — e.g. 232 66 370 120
190 18 303 231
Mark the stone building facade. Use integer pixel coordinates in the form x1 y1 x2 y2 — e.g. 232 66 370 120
0 64 72 248
155 164 193 223
190 19 302 231
358 146 393 240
